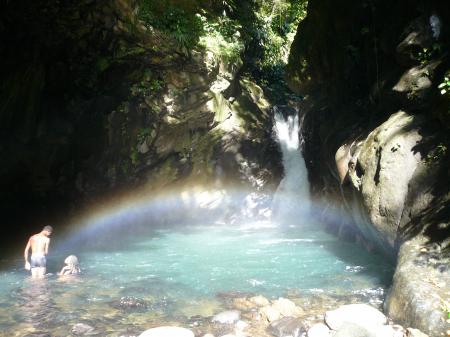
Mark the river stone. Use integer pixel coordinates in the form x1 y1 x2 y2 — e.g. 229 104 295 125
71 323 95 336
249 295 270 307
138 327 194 337
307 323 331 337
233 298 254 311
260 305 282 322
271 298 303 317
212 310 241 324
324 304 386 330
267 316 306 337
113 296 148 311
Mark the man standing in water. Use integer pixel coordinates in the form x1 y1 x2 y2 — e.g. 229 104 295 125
24 226 53 278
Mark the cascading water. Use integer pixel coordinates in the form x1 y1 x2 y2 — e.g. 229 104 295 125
271 106 310 225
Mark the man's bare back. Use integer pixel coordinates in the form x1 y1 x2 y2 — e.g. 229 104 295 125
24 226 53 278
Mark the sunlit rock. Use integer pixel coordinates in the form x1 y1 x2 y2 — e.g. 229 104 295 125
260 305 282 323
307 323 331 337
324 304 386 331
233 298 255 311
271 298 304 317
138 327 194 337
249 295 270 307
406 327 430 337
212 310 241 324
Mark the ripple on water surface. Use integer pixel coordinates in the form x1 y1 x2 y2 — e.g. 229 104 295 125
0 224 393 336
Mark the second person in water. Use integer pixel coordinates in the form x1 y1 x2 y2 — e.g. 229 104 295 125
58 255 81 276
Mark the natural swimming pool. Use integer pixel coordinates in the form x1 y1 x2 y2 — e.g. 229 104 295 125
0 223 393 336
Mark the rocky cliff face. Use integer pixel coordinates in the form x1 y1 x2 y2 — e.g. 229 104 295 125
0 0 282 240
287 0 449 334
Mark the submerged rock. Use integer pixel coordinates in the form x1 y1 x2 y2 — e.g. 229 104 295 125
112 296 149 312
138 326 194 337
71 323 96 336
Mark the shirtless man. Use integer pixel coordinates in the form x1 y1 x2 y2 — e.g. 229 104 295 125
24 226 53 278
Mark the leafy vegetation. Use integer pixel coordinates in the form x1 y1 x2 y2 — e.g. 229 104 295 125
438 75 450 95
236 0 308 103
200 16 244 66
416 43 442 65
138 1 204 53
425 143 448 165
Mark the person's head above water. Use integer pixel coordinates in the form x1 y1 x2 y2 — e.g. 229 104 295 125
59 255 81 276
42 225 53 236
64 255 79 267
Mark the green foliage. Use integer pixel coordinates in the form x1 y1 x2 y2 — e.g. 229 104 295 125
131 70 164 97
96 57 110 73
438 76 450 95
137 127 152 144
200 15 244 65
416 43 442 65
256 0 308 67
138 1 204 53
425 143 448 165
242 0 307 103
130 147 139 166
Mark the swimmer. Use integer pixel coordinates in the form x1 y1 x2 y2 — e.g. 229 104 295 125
58 255 81 276
24 225 53 278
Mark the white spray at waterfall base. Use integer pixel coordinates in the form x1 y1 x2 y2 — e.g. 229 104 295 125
272 107 310 226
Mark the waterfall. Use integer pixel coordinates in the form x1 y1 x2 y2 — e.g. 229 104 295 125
271 106 310 226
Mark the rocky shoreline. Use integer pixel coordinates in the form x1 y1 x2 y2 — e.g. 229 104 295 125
66 292 439 337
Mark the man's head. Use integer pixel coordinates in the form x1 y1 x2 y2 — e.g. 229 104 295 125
42 225 53 236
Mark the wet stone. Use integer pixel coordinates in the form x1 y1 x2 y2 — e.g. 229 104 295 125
72 322 96 336
212 310 241 324
112 296 149 312
188 314 209 327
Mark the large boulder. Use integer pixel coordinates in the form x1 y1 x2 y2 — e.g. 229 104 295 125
346 111 424 252
324 304 386 330
386 237 449 337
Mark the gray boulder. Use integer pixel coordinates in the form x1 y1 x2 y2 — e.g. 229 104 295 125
267 316 306 337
